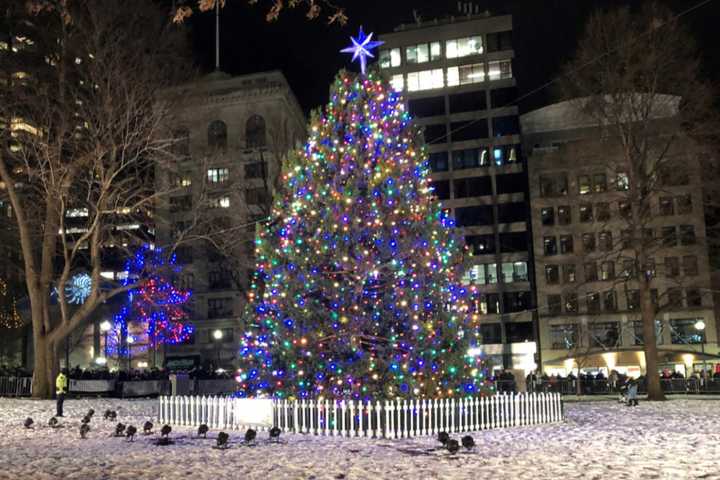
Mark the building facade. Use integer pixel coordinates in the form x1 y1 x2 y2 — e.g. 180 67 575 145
157 70 305 370
379 12 537 372
522 99 718 377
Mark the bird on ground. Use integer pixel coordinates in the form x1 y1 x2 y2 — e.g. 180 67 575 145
461 435 475 451
437 431 449 445
447 439 460 454
143 421 153 435
86 408 95 418
197 424 209 438
216 431 229 448
81 415 91 425
48 417 59 428
126 425 137 442
160 424 172 438
80 423 90 439
103 409 112 420
244 428 257 444
269 426 281 442
115 423 126 436
23 418 33 429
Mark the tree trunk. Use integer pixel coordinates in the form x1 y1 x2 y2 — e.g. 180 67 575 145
640 284 665 401
31 334 57 399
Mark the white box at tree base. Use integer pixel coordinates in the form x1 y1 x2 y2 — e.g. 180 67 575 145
234 399 274 428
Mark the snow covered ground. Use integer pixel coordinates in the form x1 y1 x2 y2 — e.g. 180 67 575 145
1 396 719 480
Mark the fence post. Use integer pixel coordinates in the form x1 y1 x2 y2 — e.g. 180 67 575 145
374 400 381 439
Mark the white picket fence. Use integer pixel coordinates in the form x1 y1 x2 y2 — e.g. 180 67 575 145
158 392 563 439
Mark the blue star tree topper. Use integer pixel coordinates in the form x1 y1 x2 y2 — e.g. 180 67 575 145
340 26 383 75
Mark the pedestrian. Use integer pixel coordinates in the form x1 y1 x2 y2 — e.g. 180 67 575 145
626 378 639 407
56 368 68 417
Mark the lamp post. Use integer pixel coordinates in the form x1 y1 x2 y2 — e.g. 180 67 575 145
127 336 135 371
213 329 223 369
100 320 111 364
695 320 707 376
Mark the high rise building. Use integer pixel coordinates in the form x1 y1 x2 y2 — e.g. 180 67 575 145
379 10 536 372
522 98 718 377
157 70 305 370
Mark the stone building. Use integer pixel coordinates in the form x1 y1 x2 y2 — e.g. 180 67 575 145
522 98 718 377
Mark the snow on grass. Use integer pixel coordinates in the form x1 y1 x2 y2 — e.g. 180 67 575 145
1 397 720 479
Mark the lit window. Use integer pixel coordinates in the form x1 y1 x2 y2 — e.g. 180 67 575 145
405 42 441 64
430 41 442 60
487 60 512 80
209 196 231 209
446 36 483 58
447 67 459 87
407 69 443 92
407 72 420 92
379 48 401 68
207 167 229 184
459 63 485 84
66 208 89 218
390 74 404 91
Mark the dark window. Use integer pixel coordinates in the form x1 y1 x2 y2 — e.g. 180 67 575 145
670 319 705 344
680 225 696 245
547 295 562 315
497 202 526 223
677 194 692 214
409 96 446 117
170 195 192 212
208 120 227 150
490 87 518 109
563 264 576 283
579 203 593 223
452 148 482 170
246 114 266 149
431 180 450 200
584 262 598 282
174 246 193 264
596 202 611 222
682 255 698 276
541 207 555 226
539 174 568 197
667 288 683 308
550 324 578 349
499 232 527 253
621 230 632 249
661 226 677 247
482 293 501 314
619 201 632 219
450 120 488 142
592 173 607 193
207 297 233 319
245 161 266 179
465 234 495 254
659 197 674 216
622 259 636 279
496 173 525 194
565 293 578 313
591 322 619 347
687 289 702 307
503 291 531 313
543 236 557 256
627 290 640 311
582 233 596 252
492 116 520 137
208 271 232 290
558 206 571 225
455 205 494 226
506 322 534 342
600 261 615 281
429 151 449 172
486 30 513 52
586 292 601 313
665 257 680 277
245 187 270 205
172 127 190 157
448 92 486 113
453 176 492 198
599 231 613 251
423 123 447 144
545 264 560 284
480 323 502 343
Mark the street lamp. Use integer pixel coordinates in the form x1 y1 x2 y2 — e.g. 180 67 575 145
127 336 135 371
695 320 707 376
213 329 223 369
100 321 112 359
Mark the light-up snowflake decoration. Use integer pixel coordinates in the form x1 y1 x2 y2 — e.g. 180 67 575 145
65 273 92 304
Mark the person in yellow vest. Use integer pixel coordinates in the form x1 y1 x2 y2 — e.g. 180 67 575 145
56 369 68 417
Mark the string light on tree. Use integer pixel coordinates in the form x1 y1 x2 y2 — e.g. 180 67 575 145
238 59 491 401
0 277 22 329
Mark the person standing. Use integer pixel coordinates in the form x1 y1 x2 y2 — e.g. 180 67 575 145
55 369 68 417
626 378 639 407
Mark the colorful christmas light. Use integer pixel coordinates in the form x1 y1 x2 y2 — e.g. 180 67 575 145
238 68 490 401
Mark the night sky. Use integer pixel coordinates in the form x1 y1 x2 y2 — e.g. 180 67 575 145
189 0 720 115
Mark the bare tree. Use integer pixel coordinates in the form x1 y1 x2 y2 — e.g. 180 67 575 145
560 3 719 400
0 0 192 397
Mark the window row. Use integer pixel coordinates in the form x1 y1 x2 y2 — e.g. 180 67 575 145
478 321 534 344
408 88 518 118
380 31 512 68
454 202 527 227
429 144 520 172
538 172 630 198
468 290 532 315
389 60 513 93
549 317 706 350
461 261 529 285
174 115 266 153
465 232 527 254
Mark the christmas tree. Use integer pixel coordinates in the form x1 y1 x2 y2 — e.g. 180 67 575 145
238 65 487 401
110 244 193 358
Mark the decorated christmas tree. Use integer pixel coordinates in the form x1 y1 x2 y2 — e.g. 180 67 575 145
109 244 193 358
238 31 488 400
